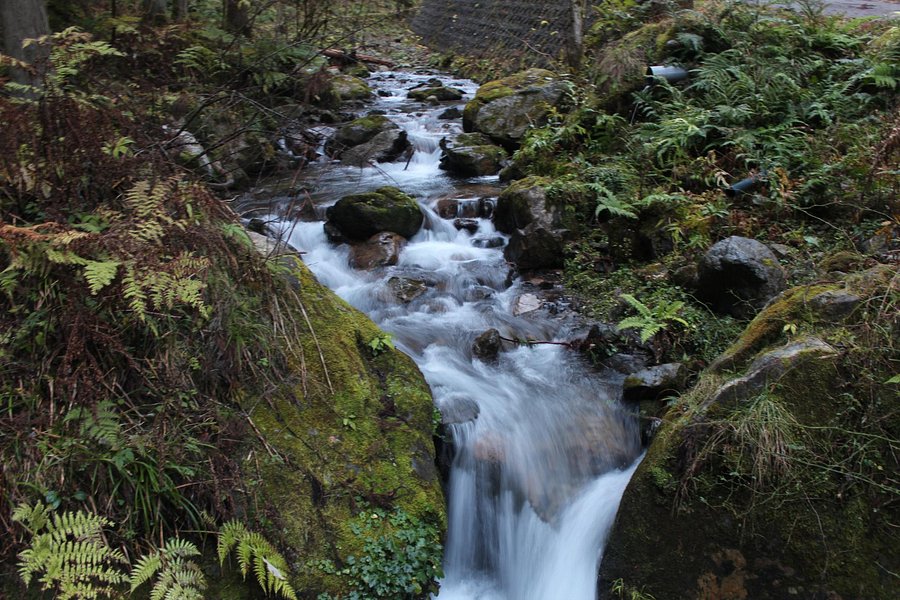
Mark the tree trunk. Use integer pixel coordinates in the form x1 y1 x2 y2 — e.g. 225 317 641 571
142 0 168 24
0 0 51 88
173 0 189 21
565 0 586 70
223 0 251 37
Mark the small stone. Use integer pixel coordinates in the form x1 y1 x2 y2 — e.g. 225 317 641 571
438 107 463 120
387 277 428 303
454 218 480 233
513 293 542 315
472 328 503 361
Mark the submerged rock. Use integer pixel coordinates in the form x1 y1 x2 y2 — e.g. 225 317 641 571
387 276 428 303
472 328 503 361
326 186 424 241
349 232 405 270
696 236 786 319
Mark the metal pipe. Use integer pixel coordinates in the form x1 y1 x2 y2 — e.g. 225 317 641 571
725 172 766 198
646 65 689 86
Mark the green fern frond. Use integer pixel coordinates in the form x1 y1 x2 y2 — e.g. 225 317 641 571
218 520 297 600
619 294 652 318
129 554 162 591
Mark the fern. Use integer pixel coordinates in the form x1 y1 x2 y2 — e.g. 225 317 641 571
13 503 127 599
617 294 690 343
129 537 206 600
218 520 298 600
83 260 121 294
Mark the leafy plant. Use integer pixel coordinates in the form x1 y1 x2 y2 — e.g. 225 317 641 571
368 332 395 355
128 538 206 600
616 293 689 343
13 502 127 599
218 520 298 600
315 508 443 600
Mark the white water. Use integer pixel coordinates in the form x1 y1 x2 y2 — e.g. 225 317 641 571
262 71 642 600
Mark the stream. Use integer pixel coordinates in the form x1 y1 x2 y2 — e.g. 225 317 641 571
254 71 643 600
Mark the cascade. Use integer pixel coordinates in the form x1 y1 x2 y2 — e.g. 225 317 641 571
262 71 643 600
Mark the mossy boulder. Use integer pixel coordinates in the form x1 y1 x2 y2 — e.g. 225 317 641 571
493 176 558 234
599 266 899 600
326 186 424 241
330 73 372 102
244 258 445 596
438 133 508 177
408 86 464 101
462 68 568 149
326 115 399 156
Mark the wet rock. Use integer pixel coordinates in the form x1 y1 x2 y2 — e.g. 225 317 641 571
438 107 463 120
246 217 272 236
438 395 480 425
325 115 398 156
341 129 411 167
472 236 505 249
513 293 542 315
387 276 428 303
463 68 568 148
493 176 560 234
454 218 479 233
706 337 838 408
504 222 565 270
348 232 405 270
603 353 651 375
696 236 786 319
472 328 503 361
408 85 464 101
323 221 349 244
439 133 508 177
435 198 459 219
326 186 423 241
623 363 687 402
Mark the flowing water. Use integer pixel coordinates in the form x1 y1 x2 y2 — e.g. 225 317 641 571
256 71 643 600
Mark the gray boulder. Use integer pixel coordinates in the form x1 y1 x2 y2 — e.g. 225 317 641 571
439 133 508 177
463 69 568 148
493 176 560 234
696 236 786 318
326 115 398 156
408 86 464 101
326 186 423 241
504 222 565 270
623 363 687 402
341 130 411 167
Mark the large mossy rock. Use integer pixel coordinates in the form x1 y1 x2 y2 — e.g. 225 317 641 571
326 115 399 157
494 176 566 270
599 265 898 600
245 258 445 596
439 133 508 177
330 73 372 102
463 68 568 149
326 186 424 241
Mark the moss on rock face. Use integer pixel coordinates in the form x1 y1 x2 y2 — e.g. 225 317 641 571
462 68 566 148
242 258 444 596
326 186 424 241
599 267 899 599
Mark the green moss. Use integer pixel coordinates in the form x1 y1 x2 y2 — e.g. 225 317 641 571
330 74 372 101
712 283 841 372
243 259 444 596
463 68 558 131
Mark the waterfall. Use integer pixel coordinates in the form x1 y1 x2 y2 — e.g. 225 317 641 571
263 70 642 600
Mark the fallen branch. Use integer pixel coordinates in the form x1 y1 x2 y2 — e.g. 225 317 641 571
498 335 575 349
